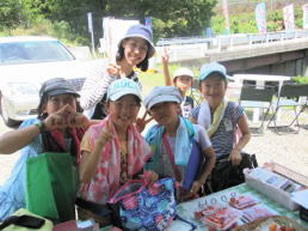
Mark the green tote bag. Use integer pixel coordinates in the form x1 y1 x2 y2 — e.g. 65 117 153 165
25 153 78 222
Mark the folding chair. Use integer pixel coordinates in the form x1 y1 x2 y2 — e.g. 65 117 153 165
239 85 275 134
267 83 308 133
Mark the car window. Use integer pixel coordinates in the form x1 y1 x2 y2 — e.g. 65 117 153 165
0 40 75 65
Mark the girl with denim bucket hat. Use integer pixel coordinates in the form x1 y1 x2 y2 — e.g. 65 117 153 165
0 78 91 221
80 24 155 120
144 86 216 201
161 48 195 119
191 62 251 192
78 78 157 208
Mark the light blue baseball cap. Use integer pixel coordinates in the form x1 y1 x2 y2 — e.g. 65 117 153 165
199 62 227 81
107 78 142 101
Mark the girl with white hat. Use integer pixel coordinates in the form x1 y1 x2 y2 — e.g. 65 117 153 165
161 49 195 118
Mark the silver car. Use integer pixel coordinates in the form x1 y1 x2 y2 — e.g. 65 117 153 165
0 36 94 127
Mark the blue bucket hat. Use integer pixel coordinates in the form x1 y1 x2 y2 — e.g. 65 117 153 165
118 24 155 58
199 62 227 81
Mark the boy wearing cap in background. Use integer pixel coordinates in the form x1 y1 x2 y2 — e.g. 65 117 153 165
161 49 195 119
144 86 216 201
78 78 158 207
192 62 251 192
0 78 90 221
80 24 155 120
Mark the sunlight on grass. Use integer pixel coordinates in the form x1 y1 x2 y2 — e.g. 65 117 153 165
138 63 200 97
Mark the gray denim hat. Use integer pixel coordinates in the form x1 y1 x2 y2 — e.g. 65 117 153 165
107 78 142 101
118 24 155 58
39 78 79 99
199 62 227 81
144 86 183 110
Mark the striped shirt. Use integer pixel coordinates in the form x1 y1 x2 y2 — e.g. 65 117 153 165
80 60 141 117
192 102 244 159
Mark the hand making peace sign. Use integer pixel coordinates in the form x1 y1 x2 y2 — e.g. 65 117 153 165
136 111 153 133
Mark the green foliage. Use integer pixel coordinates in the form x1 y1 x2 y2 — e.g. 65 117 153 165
295 7 303 28
212 5 304 35
267 10 283 31
292 76 308 85
0 0 23 30
1 0 218 45
103 0 217 40
0 0 306 45
1 18 87 46
211 16 225 35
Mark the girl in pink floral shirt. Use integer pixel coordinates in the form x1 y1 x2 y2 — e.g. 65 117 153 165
79 78 157 205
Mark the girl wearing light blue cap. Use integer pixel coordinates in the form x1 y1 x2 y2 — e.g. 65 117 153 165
78 78 157 208
192 62 251 192
144 86 216 201
80 24 155 120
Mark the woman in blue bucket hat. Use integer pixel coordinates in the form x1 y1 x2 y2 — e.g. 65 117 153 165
80 24 155 120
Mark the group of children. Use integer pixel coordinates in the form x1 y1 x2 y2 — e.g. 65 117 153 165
0 24 251 223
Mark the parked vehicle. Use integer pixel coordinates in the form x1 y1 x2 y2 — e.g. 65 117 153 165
0 36 101 127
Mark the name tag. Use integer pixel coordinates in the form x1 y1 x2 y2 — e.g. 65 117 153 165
224 119 233 132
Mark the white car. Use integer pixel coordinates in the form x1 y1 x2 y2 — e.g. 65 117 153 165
0 36 101 127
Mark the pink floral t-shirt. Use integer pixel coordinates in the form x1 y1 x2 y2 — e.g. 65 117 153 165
79 119 152 205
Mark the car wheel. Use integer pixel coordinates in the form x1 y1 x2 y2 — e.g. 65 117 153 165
0 95 20 127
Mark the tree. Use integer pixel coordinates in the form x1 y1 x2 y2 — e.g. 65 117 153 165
0 0 23 30
103 0 217 39
1 0 218 45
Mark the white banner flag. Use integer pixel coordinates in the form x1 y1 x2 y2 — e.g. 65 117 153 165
255 2 267 33
283 4 295 31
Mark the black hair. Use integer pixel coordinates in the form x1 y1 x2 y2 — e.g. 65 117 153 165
115 38 150 72
107 95 141 105
37 95 83 120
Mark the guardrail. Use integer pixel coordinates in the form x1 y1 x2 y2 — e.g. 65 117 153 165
156 30 308 49
153 30 308 63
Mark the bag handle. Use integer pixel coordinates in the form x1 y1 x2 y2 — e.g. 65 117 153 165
162 135 182 182
109 179 145 204
0 215 45 230
175 214 197 231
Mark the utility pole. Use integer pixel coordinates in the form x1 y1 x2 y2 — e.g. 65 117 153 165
87 12 95 53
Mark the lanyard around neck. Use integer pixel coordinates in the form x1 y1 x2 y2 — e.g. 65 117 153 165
162 134 182 182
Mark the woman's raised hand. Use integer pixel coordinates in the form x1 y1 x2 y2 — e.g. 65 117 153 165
107 63 121 77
